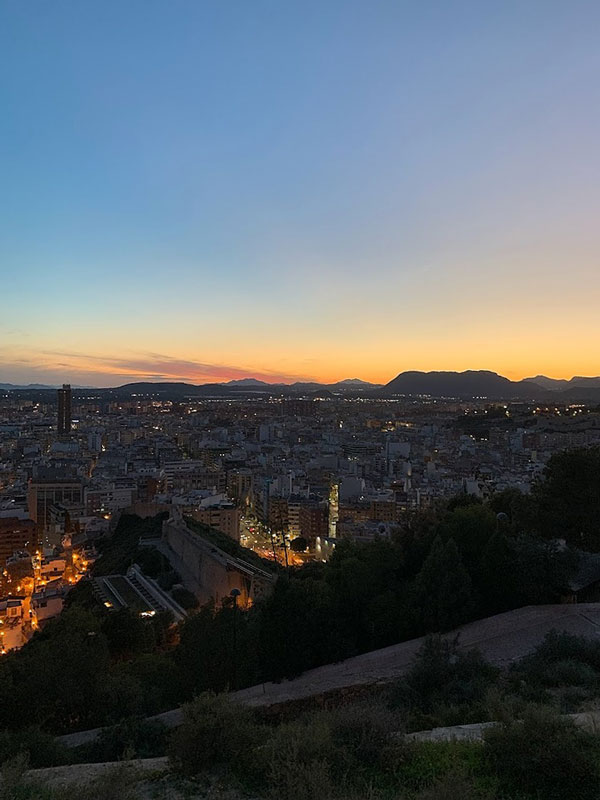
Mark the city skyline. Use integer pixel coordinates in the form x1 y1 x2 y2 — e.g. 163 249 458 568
2 1 600 386
2 361 600 390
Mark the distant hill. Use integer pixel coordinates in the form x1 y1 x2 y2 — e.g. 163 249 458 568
225 378 271 387
3 373 599 402
381 370 545 399
380 371 600 401
105 382 230 399
102 379 379 400
524 375 600 391
329 378 382 390
0 383 59 391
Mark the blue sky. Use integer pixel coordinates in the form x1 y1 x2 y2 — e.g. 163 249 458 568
1 1 599 385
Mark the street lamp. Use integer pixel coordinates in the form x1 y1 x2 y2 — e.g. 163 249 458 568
496 511 509 532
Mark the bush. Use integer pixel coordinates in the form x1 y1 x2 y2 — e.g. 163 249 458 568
521 630 600 672
167 693 264 778
390 636 498 716
0 728 70 769
484 707 600 800
157 570 180 590
135 547 163 578
414 772 483 800
393 740 487 793
72 717 168 763
264 717 336 800
510 631 600 705
327 702 404 770
540 658 599 688
65 766 142 800
0 754 64 800
290 537 308 552
171 586 199 610
0 759 145 800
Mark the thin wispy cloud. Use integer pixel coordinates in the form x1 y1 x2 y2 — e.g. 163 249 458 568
0 348 313 386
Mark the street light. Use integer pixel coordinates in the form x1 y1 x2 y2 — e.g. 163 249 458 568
496 511 509 532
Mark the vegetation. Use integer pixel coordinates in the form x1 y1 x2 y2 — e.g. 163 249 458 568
185 516 276 573
6 632 600 799
389 636 499 729
484 708 600 800
0 446 598 746
529 447 600 549
0 756 146 800
165 669 600 800
92 513 167 576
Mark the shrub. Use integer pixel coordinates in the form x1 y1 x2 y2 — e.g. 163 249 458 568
510 631 600 705
393 740 486 793
65 766 142 800
71 717 168 763
390 636 498 715
264 717 335 800
167 693 263 778
520 630 600 672
171 586 199 610
327 702 404 770
484 706 600 800
414 772 483 800
540 658 599 688
267 754 334 800
0 728 70 769
157 570 180 590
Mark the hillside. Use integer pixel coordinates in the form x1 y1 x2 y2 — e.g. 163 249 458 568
381 369 600 401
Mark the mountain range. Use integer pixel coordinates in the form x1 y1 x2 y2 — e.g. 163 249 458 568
2 372 600 401
382 371 600 400
523 375 600 391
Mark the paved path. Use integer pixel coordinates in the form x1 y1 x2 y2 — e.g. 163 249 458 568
58 603 600 747
234 603 600 706
406 711 600 742
25 757 169 787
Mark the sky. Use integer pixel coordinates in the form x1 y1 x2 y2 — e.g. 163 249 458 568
1 0 599 387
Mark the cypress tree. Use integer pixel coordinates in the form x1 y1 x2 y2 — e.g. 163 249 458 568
414 536 473 632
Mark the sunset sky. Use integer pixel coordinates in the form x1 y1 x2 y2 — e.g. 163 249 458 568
1 1 599 387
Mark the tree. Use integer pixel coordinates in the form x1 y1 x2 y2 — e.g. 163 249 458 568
12 606 111 732
390 635 498 713
326 539 403 651
488 487 531 532
290 536 308 552
529 447 600 549
102 608 152 660
437 504 496 571
413 537 473 632
259 576 351 680
176 602 261 693
477 531 519 614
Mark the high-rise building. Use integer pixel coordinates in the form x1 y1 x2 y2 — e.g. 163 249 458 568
28 471 84 547
328 482 339 538
0 513 36 565
57 384 72 436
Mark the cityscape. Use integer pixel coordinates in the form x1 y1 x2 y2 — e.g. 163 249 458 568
2 0 600 797
1 375 599 650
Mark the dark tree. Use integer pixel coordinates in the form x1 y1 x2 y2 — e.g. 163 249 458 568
413 537 473 632
437 504 496 571
290 536 308 552
530 448 600 549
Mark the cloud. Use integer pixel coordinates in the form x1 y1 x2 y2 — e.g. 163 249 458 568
0 348 313 387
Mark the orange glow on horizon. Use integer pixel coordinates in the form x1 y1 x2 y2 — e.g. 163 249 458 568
2 320 599 388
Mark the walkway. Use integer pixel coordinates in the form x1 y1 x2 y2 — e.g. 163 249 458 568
58 602 600 747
